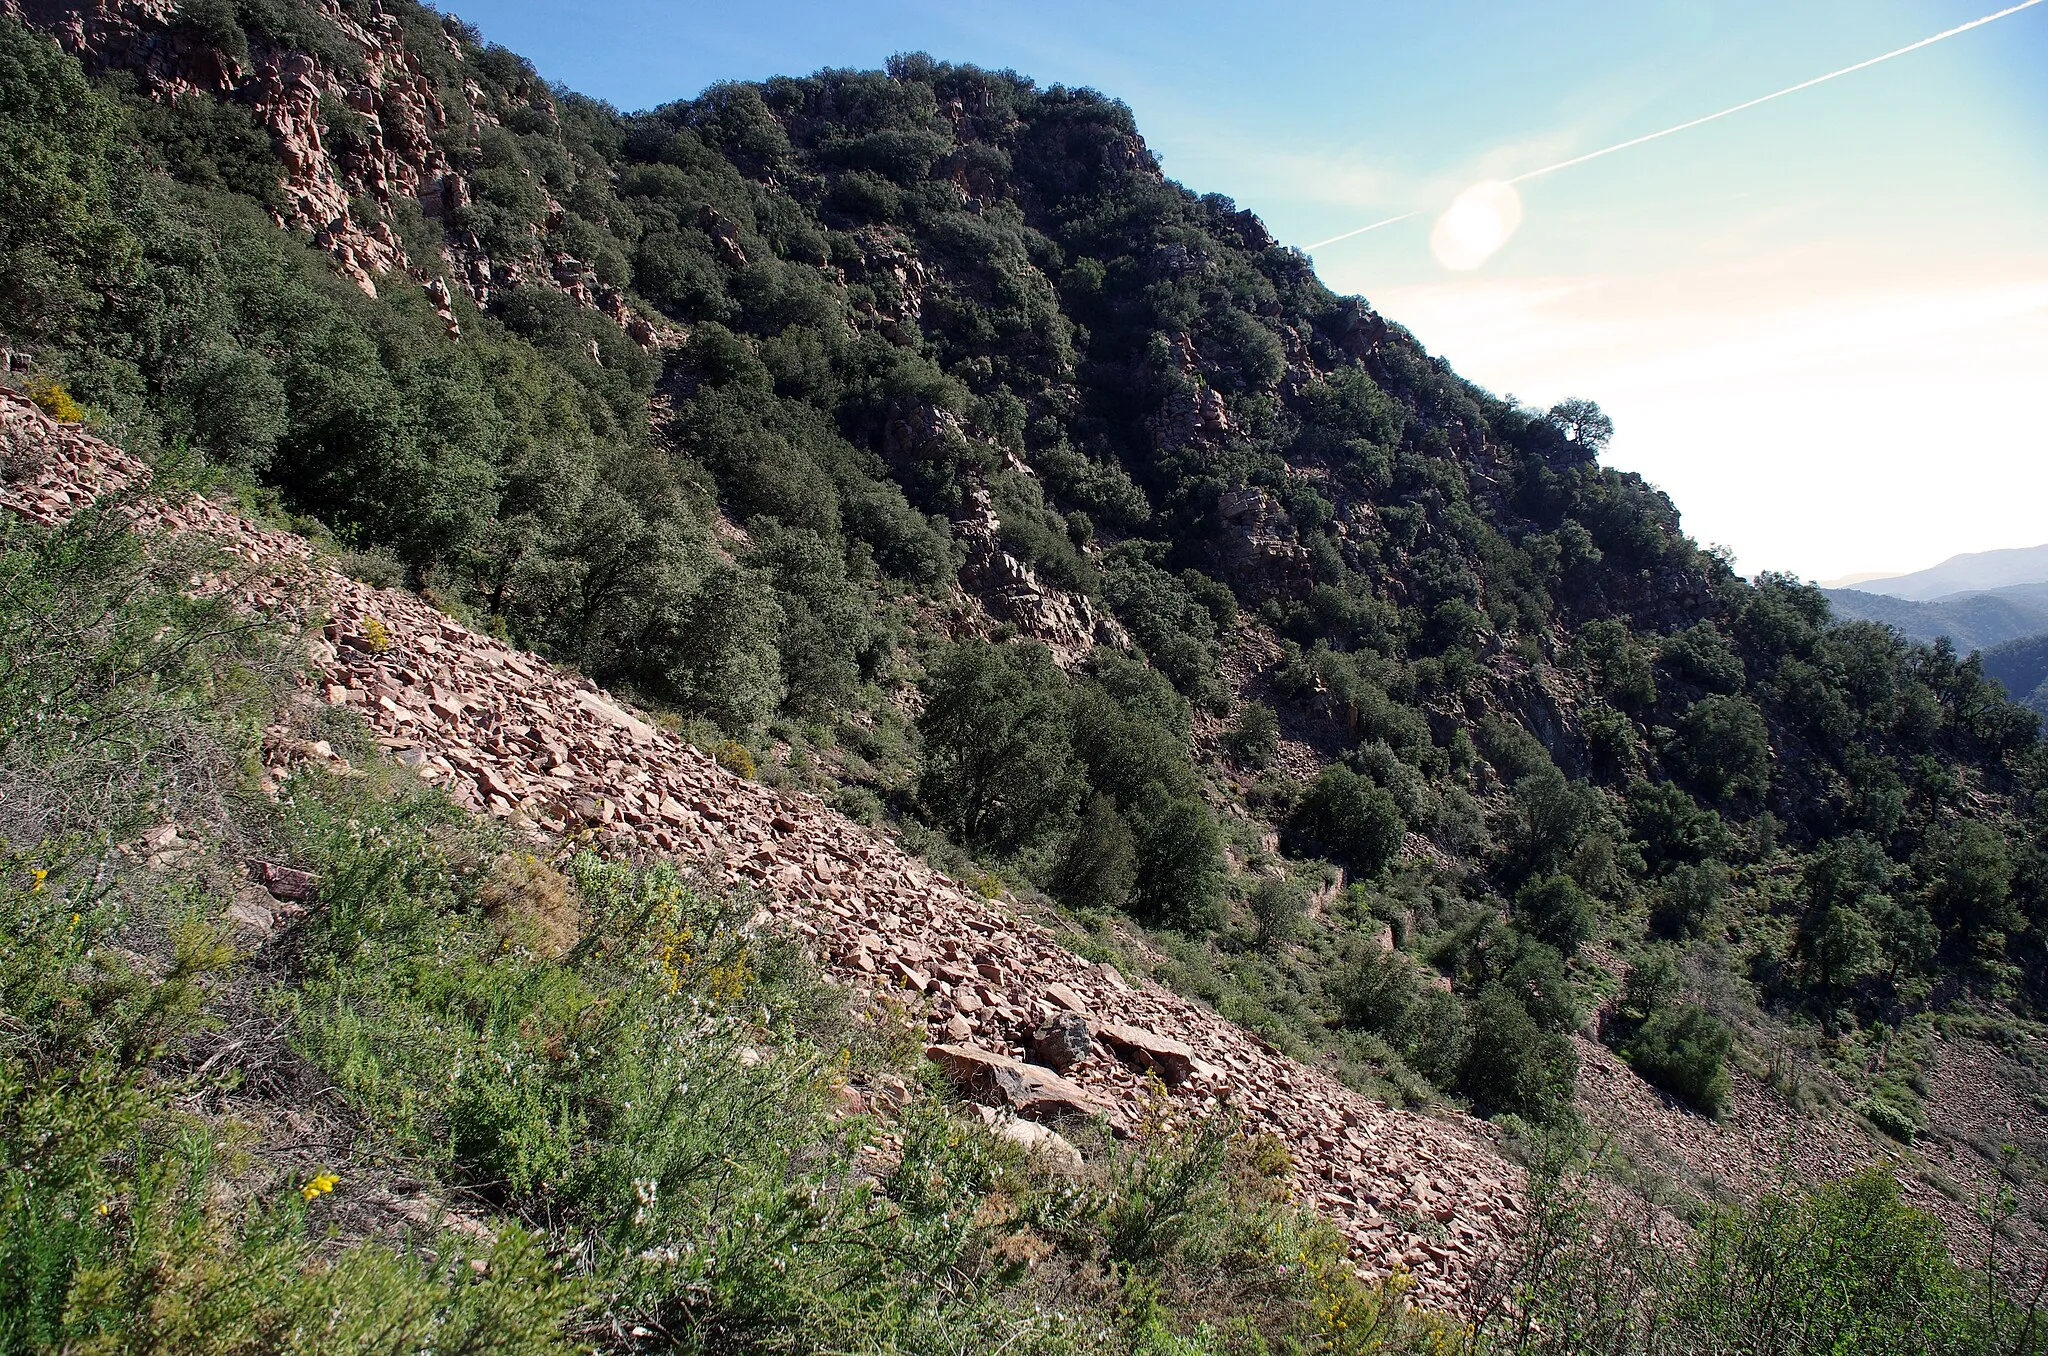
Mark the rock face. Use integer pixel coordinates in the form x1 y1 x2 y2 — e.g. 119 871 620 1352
2 0 657 340
1 390 1529 1298
955 482 1129 666
1215 488 1313 601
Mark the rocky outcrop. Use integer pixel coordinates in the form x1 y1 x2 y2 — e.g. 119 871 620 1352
5 0 658 344
881 403 970 465
2 390 1527 1297
955 481 1129 667
1215 487 1314 600
8 0 444 293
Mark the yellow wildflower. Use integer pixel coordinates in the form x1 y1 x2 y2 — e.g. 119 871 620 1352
32 867 48 892
300 1172 339 1202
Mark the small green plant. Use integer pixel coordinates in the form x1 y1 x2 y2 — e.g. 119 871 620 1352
1858 1093 1921 1144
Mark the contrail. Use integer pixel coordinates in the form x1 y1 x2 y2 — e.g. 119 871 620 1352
1305 0 2045 252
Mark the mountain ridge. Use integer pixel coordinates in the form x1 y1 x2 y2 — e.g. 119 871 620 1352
1832 543 2048 603
1822 583 2048 652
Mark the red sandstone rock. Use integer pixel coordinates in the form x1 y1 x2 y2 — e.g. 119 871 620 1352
926 1044 1114 1122
1093 1022 1197 1087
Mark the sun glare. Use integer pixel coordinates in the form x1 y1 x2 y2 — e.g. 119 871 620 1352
1429 180 1523 270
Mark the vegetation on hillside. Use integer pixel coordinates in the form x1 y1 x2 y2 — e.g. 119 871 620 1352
7 2 2048 1338
3 504 2044 1356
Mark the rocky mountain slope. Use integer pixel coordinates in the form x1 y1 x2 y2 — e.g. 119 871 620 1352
2 387 1527 1295
8 0 2048 1335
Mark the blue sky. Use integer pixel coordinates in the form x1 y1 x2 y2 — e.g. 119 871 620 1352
449 0 2048 581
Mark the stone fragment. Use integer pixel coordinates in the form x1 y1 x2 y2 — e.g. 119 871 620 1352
1093 1022 1197 1086
1043 982 1088 1013
867 1074 912 1110
1029 1013 1094 1071
573 687 655 743
247 859 318 902
229 883 280 935
926 1044 1113 1121
972 1104 1084 1170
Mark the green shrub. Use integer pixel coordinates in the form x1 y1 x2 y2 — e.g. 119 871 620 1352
0 511 278 847
1618 946 1682 1023
1332 948 1467 1087
1513 873 1595 956
1224 701 1280 769
1581 701 1638 776
1669 694 1773 801
1247 875 1308 948
1056 791 1139 910
1858 1093 1920 1144
1459 983 1577 1121
1622 1004 1732 1117
1285 765 1406 880
1650 857 1727 939
0 841 573 1355
1479 1163 2035 1354
916 639 1082 852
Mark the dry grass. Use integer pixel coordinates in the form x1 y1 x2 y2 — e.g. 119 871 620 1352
476 852 583 959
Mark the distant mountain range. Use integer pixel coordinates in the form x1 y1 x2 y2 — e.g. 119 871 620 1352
1824 582 2048 653
1835 543 2048 602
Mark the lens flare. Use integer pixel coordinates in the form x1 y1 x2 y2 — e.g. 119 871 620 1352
1429 180 1522 270
1304 0 2045 256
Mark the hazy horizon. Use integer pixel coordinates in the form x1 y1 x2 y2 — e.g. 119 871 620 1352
445 0 2048 582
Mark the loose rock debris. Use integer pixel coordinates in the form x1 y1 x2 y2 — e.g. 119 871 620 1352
2 392 1526 1296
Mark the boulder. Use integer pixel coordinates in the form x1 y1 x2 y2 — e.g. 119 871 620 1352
1029 1013 1094 1071
1093 1022 1197 1087
228 882 282 935
973 1104 1083 1171
574 687 655 743
247 858 318 902
926 1044 1112 1121
1043 982 1088 1013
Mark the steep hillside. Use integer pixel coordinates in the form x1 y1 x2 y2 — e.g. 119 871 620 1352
1985 634 2048 717
8 0 2048 1342
13 397 2046 1352
2 387 1527 1294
